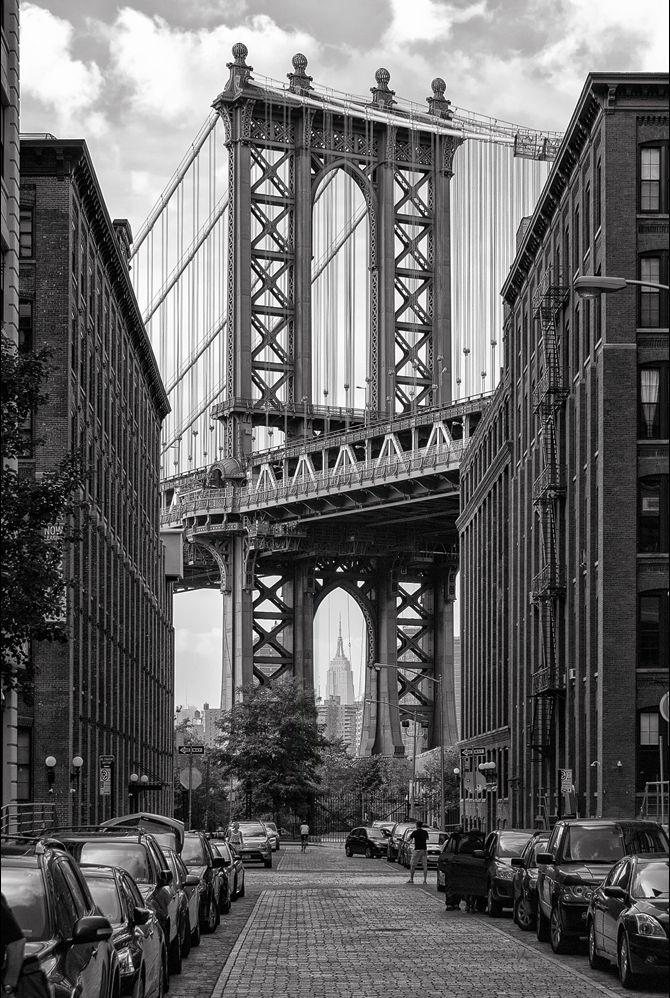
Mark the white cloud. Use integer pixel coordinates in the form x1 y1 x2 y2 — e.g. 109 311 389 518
21 3 104 131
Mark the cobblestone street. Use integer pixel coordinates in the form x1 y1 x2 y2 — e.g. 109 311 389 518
166 844 668 998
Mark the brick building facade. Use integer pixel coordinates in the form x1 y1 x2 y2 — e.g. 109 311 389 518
18 138 175 823
457 73 669 828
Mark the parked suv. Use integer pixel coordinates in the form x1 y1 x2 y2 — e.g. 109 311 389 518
1 837 118 998
233 821 273 868
56 828 181 976
535 819 669 954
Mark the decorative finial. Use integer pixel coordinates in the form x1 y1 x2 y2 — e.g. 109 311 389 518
222 42 253 95
427 77 453 120
288 52 313 95
370 67 396 108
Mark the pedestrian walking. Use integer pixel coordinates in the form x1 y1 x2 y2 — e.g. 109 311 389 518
228 821 243 849
406 820 430 884
300 820 309 852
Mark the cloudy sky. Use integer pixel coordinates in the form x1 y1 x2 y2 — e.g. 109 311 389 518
20 1 668 709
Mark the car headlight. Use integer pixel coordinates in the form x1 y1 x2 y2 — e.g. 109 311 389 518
562 885 593 902
633 913 666 937
495 864 514 880
117 946 135 976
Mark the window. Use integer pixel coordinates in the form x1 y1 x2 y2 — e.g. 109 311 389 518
18 300 33 353
640 257 661 326
638 591 669 669
573 207 580 274
17 728 31 801
639 365 668 439
638 710 662 792
640 712 659 746
639 476 669 552
595 159 602 231
584 183 591 249
19 209 34 258
639 145 667 213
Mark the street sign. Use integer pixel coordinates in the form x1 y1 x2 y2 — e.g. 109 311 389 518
560 768 573 794
178 744 204 754
179 767 202 790
99 757 113 796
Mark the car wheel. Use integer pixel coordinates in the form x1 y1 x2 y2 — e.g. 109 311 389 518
202 894 218 933
190 915 201 947
486 885 503 918
514 893 533 931
588 920 608 970
550 906 572 954
345 844 353 857
536 905 550 942
618 932 636 989
168 927 182 975
365 845 374 859
220 888 231 915
238 878 245 898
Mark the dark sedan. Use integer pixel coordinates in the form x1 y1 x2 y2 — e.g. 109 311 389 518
511 831 550 931
210 839 245 900
1 839 117 998
81 864 164 998
345 826 388 858
587 854 669 989
181 831 227 930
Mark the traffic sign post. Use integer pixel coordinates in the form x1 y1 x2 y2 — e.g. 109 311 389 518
178 744 204 754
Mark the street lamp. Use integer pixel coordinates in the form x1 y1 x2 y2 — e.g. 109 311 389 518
574 275 669 298
368 660 446 830
45 756 57 793
70 756 84 794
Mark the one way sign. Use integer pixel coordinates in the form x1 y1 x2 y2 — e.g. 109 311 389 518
178 744 205 755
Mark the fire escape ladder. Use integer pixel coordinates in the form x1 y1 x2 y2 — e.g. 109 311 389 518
529 267 569 730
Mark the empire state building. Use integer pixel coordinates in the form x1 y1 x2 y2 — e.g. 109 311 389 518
325 621 355 705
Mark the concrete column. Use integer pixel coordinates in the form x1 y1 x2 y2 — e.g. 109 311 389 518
221 536 254 707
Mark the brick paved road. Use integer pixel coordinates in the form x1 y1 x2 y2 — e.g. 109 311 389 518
168 844 668 998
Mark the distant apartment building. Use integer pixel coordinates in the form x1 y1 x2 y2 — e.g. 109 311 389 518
175 703 222 748
458 73 669 829
18 137 176 822
1 0 21 810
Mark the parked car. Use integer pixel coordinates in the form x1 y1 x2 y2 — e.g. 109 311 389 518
55 828 182 975
536 818 669 954
210 839 245 899
264 821 281 851
1 837 118 998
164 848 201 949
587 854 669 988
80 863 165 997
386 821 416 863
181 831 229 930
402 829 448 869
233 821 273 868
101 814 184 857
438 830 486 906
344 826 388 858
511 831 551 931
437 828 534 914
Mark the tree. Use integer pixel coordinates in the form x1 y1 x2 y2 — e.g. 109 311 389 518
1 334 84 692
213 678 326 822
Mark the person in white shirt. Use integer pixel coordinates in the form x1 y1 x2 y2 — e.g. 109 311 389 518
299 820 309 852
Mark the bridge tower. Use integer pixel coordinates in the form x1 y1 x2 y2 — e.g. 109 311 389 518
180 44 467 757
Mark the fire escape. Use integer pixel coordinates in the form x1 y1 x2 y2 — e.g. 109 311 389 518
529 267 569 751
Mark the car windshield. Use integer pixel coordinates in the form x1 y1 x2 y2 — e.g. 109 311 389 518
497 833 533 858
84 877 122 923
632 861 669 899
366 828 385 838
563 825 624 863
182 837 206 865
238 823 265 836
79 843 150 883
1 867 49 941
151 831 179 853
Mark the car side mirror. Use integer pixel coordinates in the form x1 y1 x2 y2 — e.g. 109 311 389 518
511 857 524 867
72 915 113 945
603 886 627 900
536 853 553 865
159 869 173 886
133 906 152 926
472 849 486 859
185 873 200 887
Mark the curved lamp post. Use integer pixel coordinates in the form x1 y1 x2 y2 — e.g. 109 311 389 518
574 275 669 298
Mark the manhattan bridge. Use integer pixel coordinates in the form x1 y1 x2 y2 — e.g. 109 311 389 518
131 45 560 758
